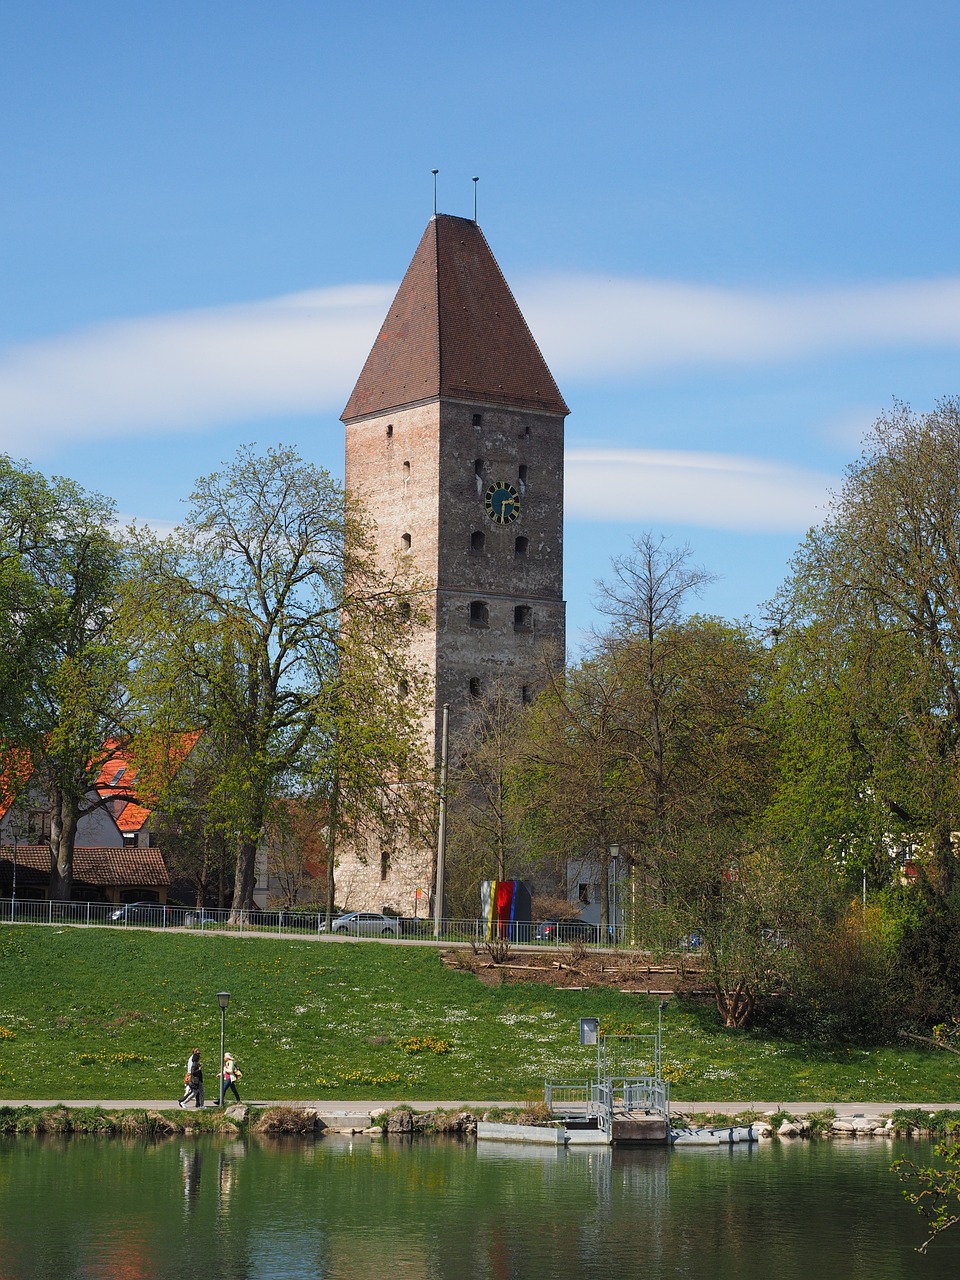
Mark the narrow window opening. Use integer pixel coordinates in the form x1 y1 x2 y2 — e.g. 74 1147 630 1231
514 605 533 632
401 532 412 550
398 601 412 622
469 677 482 699
470 530 485 553
469 600 489 628
524 423 531 437
518 464 528 494
386 423 394 438
402 460 411 497
522 685 533 704
514 536 529 558
398 677 409 698
472 413 482 427
474 458 483 496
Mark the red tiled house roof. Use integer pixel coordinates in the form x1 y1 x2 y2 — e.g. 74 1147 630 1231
0 748 35 823
342 213 568 422
94 733 200 833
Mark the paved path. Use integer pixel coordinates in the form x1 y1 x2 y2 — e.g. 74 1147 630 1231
2 1098 958 1116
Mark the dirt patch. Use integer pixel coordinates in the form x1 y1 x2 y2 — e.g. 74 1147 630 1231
441 946 705 995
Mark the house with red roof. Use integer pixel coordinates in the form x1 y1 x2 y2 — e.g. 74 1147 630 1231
0 735 197 903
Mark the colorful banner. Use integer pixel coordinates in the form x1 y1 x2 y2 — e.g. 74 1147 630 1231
480 880 532 940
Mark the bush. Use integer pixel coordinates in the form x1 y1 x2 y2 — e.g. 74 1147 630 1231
894 883 960 1029
762 905 905 1043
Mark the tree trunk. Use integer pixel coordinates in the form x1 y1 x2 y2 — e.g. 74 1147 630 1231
48 791 78 902
715 977 755 1028
932 822 955 895
231 830 261 917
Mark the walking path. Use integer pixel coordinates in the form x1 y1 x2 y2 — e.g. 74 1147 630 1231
2 1098 958 1115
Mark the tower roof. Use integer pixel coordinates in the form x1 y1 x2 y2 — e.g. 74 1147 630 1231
342 214 569 422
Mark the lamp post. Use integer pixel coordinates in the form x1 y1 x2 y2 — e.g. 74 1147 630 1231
608 844 620 945
657 999 667 1079
10 827 17 919
217 991 230 1105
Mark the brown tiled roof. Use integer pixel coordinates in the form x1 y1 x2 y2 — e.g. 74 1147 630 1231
0 846 170 888
342 214 569 421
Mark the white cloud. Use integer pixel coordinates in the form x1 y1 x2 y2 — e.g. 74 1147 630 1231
0 285 393 452
2 272 960 451
565 449 836 533
523 276 960 378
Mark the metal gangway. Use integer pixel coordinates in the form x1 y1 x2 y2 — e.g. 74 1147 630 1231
544 1027 671 1143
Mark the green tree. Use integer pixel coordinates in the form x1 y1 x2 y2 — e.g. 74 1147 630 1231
0 457 131 899
895 1142 960 1253
444 681 537 916
771 398 960 897
124 445 426 915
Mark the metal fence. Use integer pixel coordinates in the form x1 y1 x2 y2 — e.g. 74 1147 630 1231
0 898 623 947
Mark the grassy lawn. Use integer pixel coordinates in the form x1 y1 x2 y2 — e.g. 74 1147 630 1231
0 923 956 1103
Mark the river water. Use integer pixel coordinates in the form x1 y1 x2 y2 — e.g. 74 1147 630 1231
0 1133 955 1278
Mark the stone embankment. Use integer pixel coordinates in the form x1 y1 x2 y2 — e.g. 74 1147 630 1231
0 1104 955 1141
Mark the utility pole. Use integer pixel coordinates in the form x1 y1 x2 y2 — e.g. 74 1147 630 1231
433 704 449 940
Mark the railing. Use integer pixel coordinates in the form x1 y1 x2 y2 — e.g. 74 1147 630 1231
0 898 624 947
612 1075 670 1121
544 1074 670 1134
544 1079 605 1126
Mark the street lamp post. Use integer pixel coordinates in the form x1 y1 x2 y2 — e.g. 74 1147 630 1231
217 991 230 1105
608 844 620 945
10 829 17 920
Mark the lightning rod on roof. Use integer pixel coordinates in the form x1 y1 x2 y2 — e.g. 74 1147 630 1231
473 176 479 222
432 169 439 215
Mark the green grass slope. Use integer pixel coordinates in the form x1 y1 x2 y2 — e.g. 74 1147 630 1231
0 925 955 1102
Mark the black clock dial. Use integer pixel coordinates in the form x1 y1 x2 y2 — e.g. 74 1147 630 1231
484 481 521 524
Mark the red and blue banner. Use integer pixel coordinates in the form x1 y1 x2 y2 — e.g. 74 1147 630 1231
480 880 532 940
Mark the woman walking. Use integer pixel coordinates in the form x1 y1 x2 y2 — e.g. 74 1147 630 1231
219 1051 242 1105
178 1048 204 1108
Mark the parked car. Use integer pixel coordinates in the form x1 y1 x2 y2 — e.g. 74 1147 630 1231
325 912 401 937
678 931 703 951
535 919 603 943
110 901 172 926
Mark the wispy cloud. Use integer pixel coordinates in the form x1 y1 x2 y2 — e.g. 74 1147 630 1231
2 273 960 451
565 449 836 533
0 285 393 452
525 276 960 378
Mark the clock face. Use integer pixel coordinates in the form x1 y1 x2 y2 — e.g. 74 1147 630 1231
485 481 521 524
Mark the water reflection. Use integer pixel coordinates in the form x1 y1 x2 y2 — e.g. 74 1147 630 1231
0 1133 958 1278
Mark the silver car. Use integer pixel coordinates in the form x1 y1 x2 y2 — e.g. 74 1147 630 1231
329 912 400 937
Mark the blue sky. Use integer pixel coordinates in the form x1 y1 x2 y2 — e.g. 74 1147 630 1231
3 1 960 647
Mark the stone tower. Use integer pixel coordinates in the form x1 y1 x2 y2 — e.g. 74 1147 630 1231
338 213 568 912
